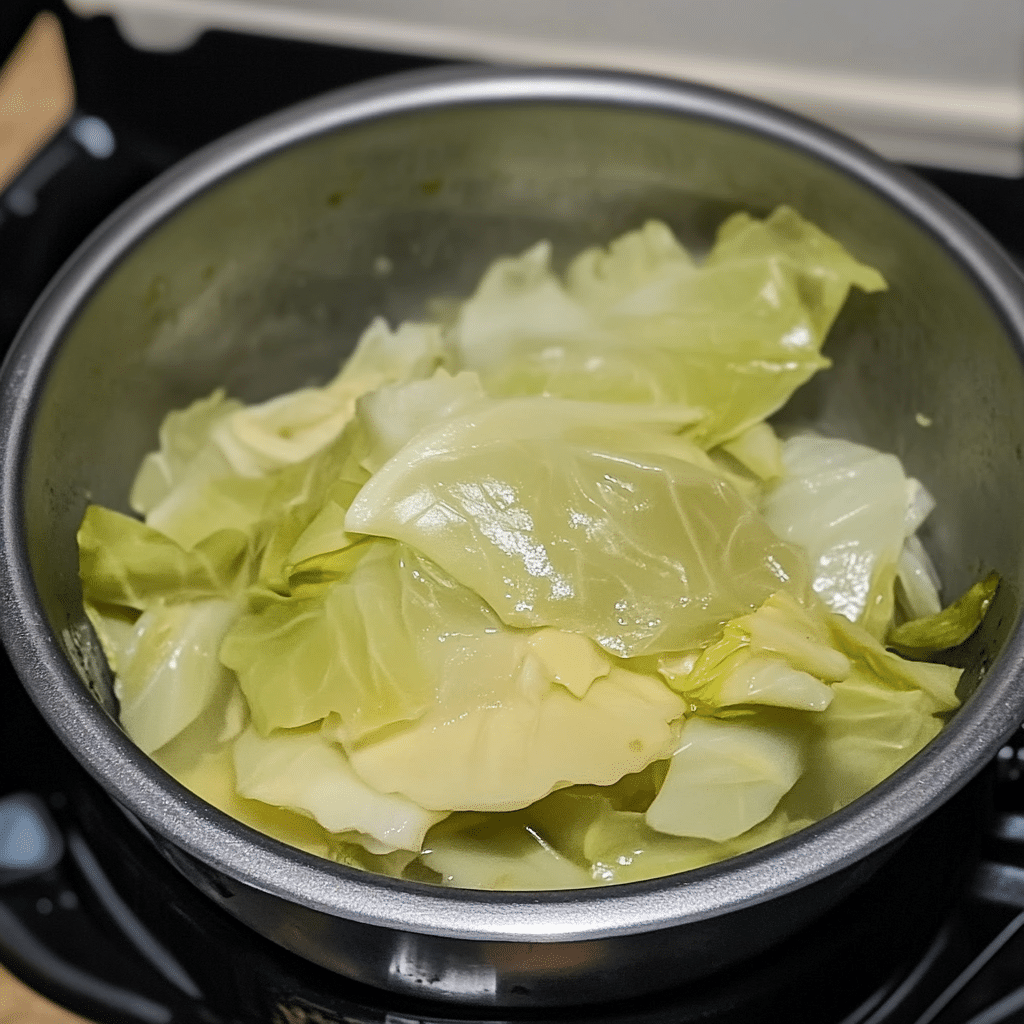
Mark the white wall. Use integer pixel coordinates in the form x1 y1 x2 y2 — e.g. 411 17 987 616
65 0 1024 173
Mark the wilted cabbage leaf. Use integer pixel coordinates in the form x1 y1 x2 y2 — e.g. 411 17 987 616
345 664 683 813
130 388 244 515
660 592 847 712
646 715 805 840
233 725 446 854
453 207 885 447
888 572 999 658
762 434 925 638
78 506 252 609
113 598 241 754
346 396 807 657
76 209 992 892
222 540 491 741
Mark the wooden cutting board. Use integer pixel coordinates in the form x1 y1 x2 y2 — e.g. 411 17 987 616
0 966 94 1024
0 9 75 192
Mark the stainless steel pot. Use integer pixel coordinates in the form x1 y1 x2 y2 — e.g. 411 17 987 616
2 66 1024 1009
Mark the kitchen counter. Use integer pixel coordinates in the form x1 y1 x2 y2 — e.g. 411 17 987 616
1 966 92 1024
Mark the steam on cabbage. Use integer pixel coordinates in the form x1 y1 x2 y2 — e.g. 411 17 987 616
77 207 996 889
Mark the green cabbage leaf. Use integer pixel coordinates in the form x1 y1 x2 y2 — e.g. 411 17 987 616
221 540 484 741
113 598 241 754
78 505 253 609
645 715 805 840
762 434 925 638
345 396 806 657
232 725 446 854
452 208 885 446
659 592 849 712
888 572 1000 658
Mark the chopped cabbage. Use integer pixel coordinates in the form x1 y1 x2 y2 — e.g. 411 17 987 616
232 726 447 854
345 395 806 657
887 572 999 658
76 208 994 891
646 716 804 840
453 207 885 447
761 434 922 637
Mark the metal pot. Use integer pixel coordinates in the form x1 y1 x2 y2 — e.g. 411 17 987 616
2 66 1024 1009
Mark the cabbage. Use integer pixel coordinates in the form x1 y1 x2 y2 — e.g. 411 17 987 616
214 318 443 479
423 835 593 891
130 389 244 515
453 207 886 447
221 541 487 741
762 434 925 638
344 664 683 813
661 593 847 712
646 716 805 840
131 318 438 549
888 572 999 657
345 396 807 657
232 726 446 854
78 506 252 609
114 598 241 754
251 420 370 592
590 807 814 885
76 209 993 892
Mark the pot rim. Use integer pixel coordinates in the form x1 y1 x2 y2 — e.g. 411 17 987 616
2 64 1024 944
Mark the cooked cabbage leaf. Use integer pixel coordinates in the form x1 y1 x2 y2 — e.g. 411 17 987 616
586 802 812 885
645 715 805 840
762 434 924 638
130 388 244 515
661 592 849 712
233 725 446 854
452 208 885 446
344 664 684 813
114 598 241 754
222 540 491 741
78 506 252 609
346 396 807 657
887 571 999 658
420 813 594 890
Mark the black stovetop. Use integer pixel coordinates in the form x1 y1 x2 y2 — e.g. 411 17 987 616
4 4 1024 1022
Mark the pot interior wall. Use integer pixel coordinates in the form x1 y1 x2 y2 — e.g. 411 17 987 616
23 99 1024 720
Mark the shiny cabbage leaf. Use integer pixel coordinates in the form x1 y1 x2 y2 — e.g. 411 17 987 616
660 592 849 712
344 664 683 814
113 598 241 754
645 715 805 840
233 725 446 854
452 208 885 446
78 505 253 610
762 434 925 638
221 540 486 741
346 396 807 657
888 572 999 658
